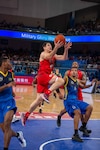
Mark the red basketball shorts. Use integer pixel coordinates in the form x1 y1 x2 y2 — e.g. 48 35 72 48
37 72 53 93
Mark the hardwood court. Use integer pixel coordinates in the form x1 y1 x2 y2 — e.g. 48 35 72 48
14 85 100 119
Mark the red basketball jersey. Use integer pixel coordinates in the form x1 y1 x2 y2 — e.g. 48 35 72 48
38 57 56 74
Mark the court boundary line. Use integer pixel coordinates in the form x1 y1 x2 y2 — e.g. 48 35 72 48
39 137 100 150
16 112 100 120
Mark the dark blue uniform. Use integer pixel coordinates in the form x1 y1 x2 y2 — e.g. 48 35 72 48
64 76 89 118
0 71 17 123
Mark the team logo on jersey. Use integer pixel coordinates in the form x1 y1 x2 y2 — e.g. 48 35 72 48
7 106 11 109
71 80 74 85
49 74 53 77
74 86 77 91
72 105 76 109
50 64 53 68
9 78 12 81
0 77 3 82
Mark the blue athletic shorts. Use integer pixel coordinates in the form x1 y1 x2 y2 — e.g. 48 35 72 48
0 98 17 123
64 99 89 118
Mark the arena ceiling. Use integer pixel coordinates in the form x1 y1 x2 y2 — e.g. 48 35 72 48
0 0 99 19
81 0 100 3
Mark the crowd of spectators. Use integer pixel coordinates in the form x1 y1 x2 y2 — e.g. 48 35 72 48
10 53 100 93
1 49 100 82
67 19 100 35
0 18 100 82
0 20 47 34
0 19 100 35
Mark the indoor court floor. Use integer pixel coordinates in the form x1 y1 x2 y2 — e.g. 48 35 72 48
0 85 100 150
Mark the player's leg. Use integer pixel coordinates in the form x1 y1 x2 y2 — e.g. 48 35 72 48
38 101 44 113
65 99 84 142
3 110 26 149
41 75 64 102
78 98 92 133
82 104 93 134
38 102 42 113
12 114 20 123
63 100 83 142
21 93 43 126
3 110 16 148
21 80 46 125
0 123 5 132
54 87 66 126
49 75 64 92
57 108 67 127
78 101 93 136
79 114 92 133
72 109 83 142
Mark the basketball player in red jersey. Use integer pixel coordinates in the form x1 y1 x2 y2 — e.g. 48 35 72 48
21 41 72 126
57 61 93 133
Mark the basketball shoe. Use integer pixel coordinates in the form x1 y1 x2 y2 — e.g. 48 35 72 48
40 93 49 103
17 131 26 147
21 112 30 126
72 134 83 142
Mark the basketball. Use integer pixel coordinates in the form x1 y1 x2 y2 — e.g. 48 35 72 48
54 34 66 44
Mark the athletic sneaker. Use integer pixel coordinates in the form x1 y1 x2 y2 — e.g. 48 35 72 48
79 126 92 134
21 113 27 126
39 108 42 113
53 92 57 98
57 115 61 127
12 116 20 123
41 101 44 107
17 131 26 147
82 128 90 137
40 93 50 103
72 134 83 142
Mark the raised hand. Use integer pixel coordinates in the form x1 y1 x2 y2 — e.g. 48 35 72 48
54 40 64 49
64 42 72 50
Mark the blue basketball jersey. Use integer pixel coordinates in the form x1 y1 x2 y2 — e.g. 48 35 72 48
64 76 78 100
64 76 89 118
0 71 14 102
